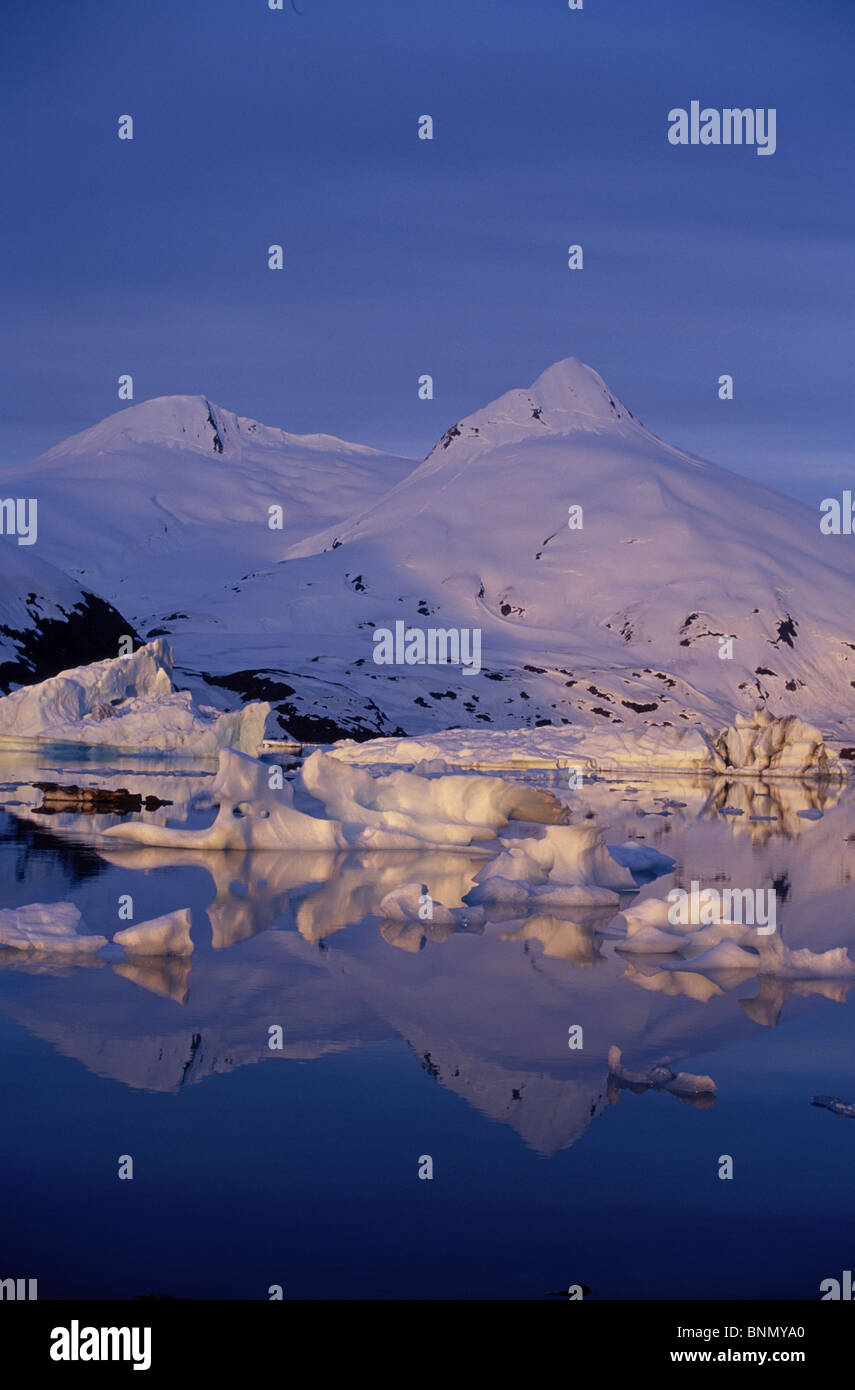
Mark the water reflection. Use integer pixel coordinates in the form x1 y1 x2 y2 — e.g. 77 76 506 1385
0 760 853 1159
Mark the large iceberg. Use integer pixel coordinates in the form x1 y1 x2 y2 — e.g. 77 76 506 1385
0 639 269 755
707 709 841 777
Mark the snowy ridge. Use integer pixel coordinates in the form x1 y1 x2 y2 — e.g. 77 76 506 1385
8 359 855 745
4 394 413 622
170 356 855 742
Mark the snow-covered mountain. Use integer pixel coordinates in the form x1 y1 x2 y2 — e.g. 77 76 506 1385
0 542 132 691
169 358 855 743
4 395 413 628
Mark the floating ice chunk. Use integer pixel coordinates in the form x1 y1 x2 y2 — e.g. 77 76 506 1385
0 639 269 755
472 824 636 898
104 747 569 852
615 922 688 954
0 903 107 954
617 896 673 931
753 936 855 980
113 908 194 957
378 882 486 929
300 751 568 843
467 875 619 908
105 749 349 851
669 932 855 980
607 842 676 875
664 939 762 971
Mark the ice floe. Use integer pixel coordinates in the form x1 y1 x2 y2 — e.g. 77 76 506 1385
113 908 194 958
0 903 107 954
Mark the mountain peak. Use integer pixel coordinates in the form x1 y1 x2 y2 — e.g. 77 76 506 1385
425 357 639 462
32 394 392 467
528 357 635 423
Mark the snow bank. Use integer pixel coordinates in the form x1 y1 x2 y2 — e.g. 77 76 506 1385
113 908 193 957
0 639 269 756
104 747 569 852
329 710 844 778
0 903 107 954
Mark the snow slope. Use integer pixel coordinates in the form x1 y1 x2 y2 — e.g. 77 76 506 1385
173 358 855 741
0 541 133 691
4 395 413 626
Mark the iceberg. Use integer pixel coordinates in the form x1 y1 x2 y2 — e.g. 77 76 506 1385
0 639 269 756
707 708 841 777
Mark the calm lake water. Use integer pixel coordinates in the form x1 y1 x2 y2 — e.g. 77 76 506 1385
0 752 853 1300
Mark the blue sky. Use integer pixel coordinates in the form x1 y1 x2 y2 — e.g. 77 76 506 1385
1 0 852 505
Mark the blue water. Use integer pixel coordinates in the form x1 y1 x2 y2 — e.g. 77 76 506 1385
0 762 853 1300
